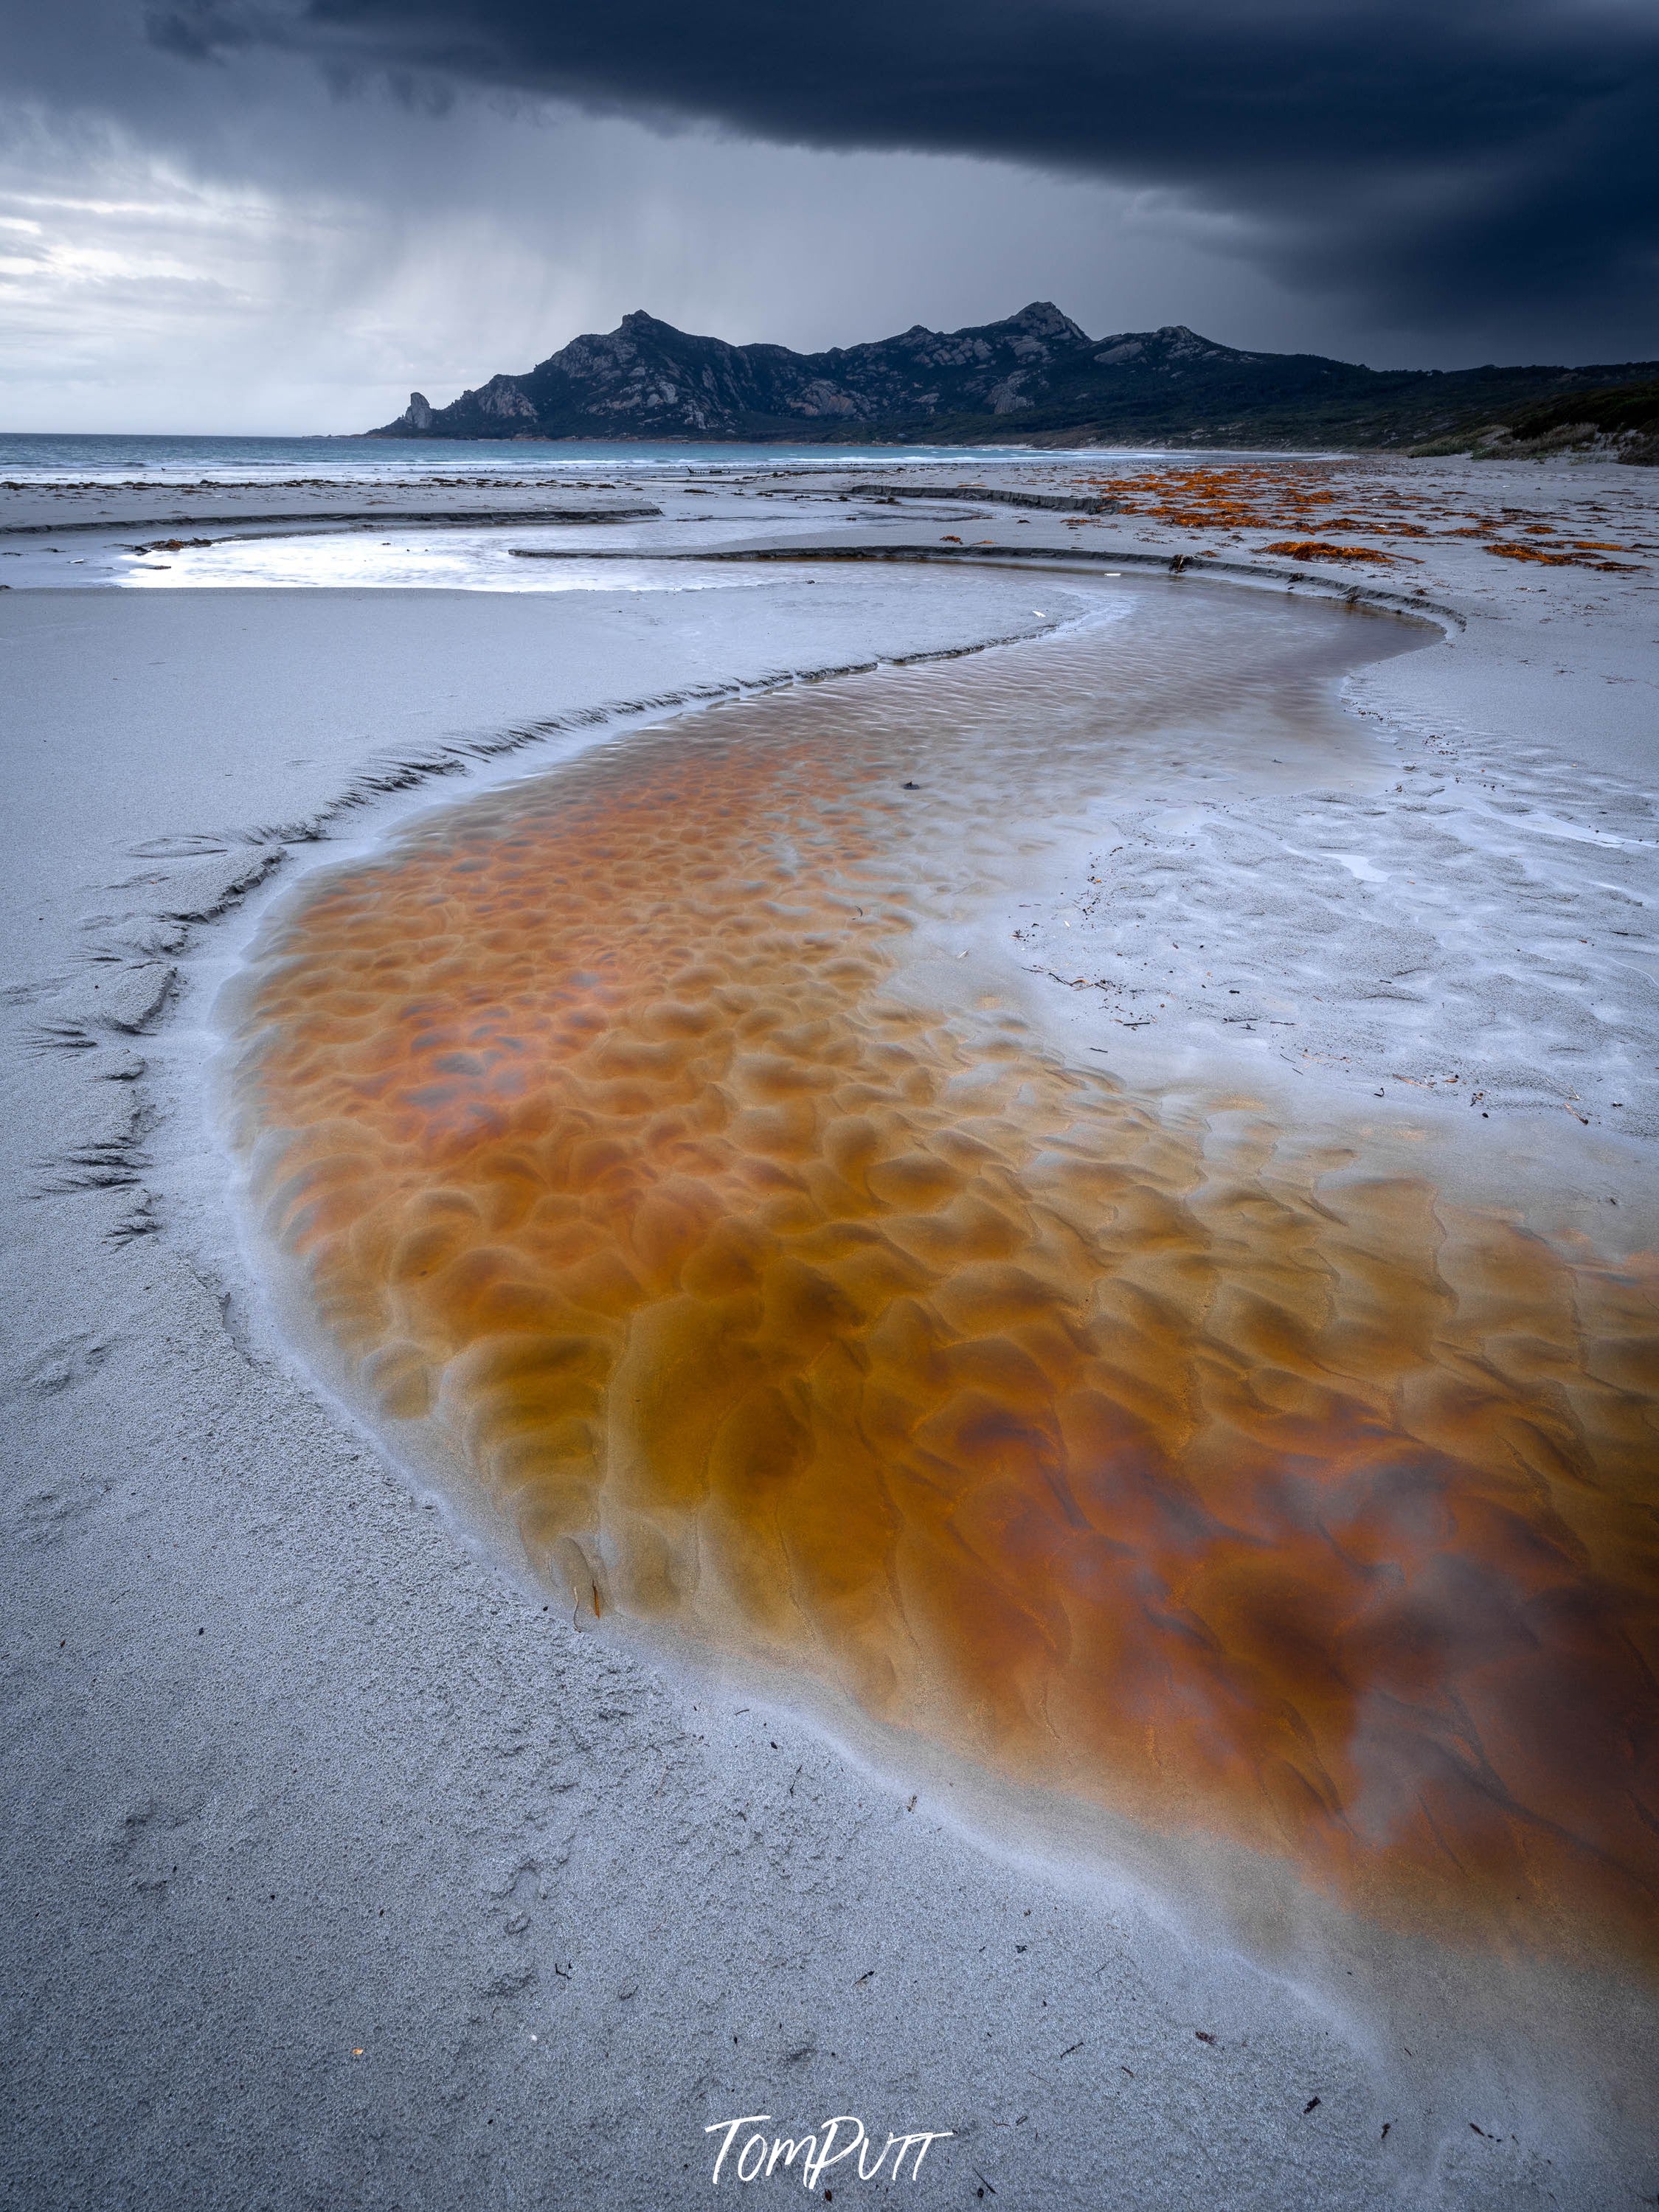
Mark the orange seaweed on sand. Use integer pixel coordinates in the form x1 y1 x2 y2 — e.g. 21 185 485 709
1258 541 1393 564
1076 459 1645 574
1487 543 1646 574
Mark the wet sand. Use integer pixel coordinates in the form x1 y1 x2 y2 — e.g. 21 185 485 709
224 587 1658 1960
3 459 1657 2210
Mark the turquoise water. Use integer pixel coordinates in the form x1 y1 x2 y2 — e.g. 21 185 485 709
0 431 1058 486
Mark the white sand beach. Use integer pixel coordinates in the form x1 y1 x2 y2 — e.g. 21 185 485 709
3 453 1656 2211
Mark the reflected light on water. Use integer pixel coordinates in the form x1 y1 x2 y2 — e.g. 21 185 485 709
122 527 777 593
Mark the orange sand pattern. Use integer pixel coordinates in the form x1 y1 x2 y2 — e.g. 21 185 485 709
230 637 1659 1960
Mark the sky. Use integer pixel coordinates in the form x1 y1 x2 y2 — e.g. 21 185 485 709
1 0 1655 434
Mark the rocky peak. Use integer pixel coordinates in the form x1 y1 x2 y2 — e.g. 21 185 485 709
616 311 693 343
1005 301 1088 341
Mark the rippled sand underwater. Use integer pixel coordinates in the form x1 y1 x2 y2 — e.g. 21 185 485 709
224 583 1658 1969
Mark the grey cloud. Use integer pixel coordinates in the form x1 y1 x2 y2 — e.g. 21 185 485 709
142 0 1659 340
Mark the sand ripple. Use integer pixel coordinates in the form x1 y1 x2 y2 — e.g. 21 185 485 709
225 598 1659 1962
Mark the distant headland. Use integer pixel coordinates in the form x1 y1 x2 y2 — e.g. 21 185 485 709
370 301 1659 457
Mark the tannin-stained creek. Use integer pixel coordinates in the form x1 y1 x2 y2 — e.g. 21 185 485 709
222 583 1658 1969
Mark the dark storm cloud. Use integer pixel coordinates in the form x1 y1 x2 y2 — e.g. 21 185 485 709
145 0 1659 339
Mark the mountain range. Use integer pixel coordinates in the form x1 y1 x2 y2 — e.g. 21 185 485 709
368 302 1658 454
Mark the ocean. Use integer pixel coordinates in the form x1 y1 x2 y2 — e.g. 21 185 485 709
0 430 1059 487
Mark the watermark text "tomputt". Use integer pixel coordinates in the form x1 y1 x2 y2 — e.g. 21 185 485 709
706 2114 953 2188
